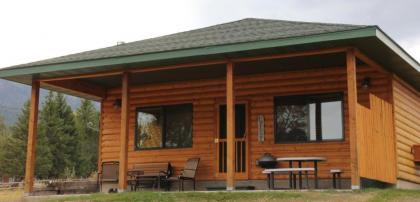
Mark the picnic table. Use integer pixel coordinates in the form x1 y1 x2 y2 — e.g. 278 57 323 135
128 169 166 191
276 157 326 189
127 169 145 191
127 162 172 191
263 167 314 190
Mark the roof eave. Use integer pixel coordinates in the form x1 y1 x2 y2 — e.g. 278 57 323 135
374 27 420 72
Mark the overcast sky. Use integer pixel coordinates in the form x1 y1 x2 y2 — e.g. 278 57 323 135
0 0 419 68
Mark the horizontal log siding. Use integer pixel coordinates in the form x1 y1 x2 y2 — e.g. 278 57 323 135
100 66 382 181
102 81 221 180
243 67 349 180
393 77 420 184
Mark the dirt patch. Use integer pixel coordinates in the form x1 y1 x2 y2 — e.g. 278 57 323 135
0 189 23 202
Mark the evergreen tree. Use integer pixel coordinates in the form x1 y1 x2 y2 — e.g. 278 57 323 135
39 92 77 178
0 113 9 177
35 126 54 178
75 99 99 177
0 114 7 136
0 102 29 178
0 92 96 179
37 92 57 178
54 93 77 178
0 101 52 179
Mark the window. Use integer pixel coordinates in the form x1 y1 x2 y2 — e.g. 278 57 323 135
136 107 163 149
135 104 193 150
218 104 246 139
274 93 344 143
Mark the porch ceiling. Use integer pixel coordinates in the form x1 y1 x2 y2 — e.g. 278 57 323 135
79 52 350 89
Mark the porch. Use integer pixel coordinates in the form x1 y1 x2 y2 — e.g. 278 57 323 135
22 47 395 193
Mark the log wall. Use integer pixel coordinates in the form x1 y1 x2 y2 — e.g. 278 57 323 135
99 65 395 182
392 76 420 184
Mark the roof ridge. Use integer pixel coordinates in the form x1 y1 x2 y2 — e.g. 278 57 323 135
128 18 252 43
1 18 372 70
54 18 369 53
6 18 255 68
0 19 274 69
242 17 370 27
145 18 368 40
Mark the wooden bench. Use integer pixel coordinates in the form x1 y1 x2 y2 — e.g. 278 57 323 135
263 168 315 189
130 162 173 191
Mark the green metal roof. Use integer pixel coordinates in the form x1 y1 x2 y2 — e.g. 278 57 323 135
0 18 418 90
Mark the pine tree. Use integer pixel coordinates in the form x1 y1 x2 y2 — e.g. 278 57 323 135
0 101 51 180
0 92 94 179
0 113 10 177
36 92 57 178
54 93 77 178
0 102 29 179
0 114 7 136
75 99 99 177
39 92 77 178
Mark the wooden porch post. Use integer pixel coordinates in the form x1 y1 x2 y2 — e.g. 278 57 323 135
97 102 103 180
24 80 40 195
226 62 236 190
118 72 130 192
346 49 361 189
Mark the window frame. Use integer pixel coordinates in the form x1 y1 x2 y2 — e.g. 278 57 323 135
274 92 345 144
135 103 193 150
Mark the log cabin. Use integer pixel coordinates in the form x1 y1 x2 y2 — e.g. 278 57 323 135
0 18 419 194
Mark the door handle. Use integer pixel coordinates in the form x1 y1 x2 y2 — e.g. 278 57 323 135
214 138 219 143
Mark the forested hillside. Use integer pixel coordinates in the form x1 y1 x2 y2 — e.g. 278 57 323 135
0 79 94 125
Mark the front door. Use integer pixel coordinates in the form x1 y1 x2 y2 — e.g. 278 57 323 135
216 103 248 179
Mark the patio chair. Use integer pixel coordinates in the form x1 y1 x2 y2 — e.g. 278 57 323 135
166 157 200 191
98 161 119 192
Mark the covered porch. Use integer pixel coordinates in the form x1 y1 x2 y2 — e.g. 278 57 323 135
21 46 395 193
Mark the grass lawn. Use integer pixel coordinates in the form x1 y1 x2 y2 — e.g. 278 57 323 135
2 189 420 202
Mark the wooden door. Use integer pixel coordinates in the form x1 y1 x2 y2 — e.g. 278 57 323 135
216 103 248 179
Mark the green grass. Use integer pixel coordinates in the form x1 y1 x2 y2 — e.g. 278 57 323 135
47 191 302 202
3 189 420 202
365 189 420 202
